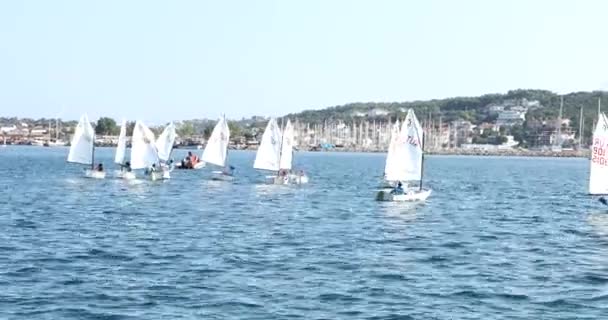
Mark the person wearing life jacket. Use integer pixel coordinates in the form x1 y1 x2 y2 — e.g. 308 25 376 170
187 151 198 168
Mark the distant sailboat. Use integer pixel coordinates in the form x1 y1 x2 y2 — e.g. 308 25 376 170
280 119 308 184
377 109 431 201
114 119 135 179
253 118 284 183
381 119 401 187
47 118 67 147
156 122 177 164
590 112 608 205
130 120 166 181
67 114 105 179
202 115 234 180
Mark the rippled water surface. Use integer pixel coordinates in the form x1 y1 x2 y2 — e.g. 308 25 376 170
1 146 608 319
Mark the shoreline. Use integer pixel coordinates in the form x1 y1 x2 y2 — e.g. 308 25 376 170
5 144 590 158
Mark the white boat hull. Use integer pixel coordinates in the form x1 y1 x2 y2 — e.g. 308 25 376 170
289 174 309 184
376 188 431 202
148 171 170 181
85 170 106 179
114 170 136 180
211 171 234 181
265 174 309 185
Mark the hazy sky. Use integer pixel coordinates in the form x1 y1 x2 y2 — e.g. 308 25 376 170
1 0 608 122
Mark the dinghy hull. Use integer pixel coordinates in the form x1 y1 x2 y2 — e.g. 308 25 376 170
85 170 106 179
114 170 136 180
265 174 309 185
175 162 205 170
211 171 234 181
376 188 431 202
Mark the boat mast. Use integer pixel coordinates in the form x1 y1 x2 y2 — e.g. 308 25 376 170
557 96 563 148
579 106 584 149
91 133 95 170
419 126 425 191
223 115 229 168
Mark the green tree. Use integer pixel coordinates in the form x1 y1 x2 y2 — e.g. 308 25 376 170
126 121 135 136
228 121 241 138
177 122 195 137
95 117 118 135
203 126 213 139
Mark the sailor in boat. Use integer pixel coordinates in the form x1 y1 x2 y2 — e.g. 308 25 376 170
160 159 174 171
96 163 104 172
120 161 132 173
181 156 190 169
390 182 405 195
166 159 175 171
145 163 157 175
181 151 199 169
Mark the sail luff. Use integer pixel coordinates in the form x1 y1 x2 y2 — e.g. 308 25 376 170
279 119 294 170
253 118 282 172
202 115 230 167
589 112 608 195
114 119 128 165
67 114 95 165
130 120 159 170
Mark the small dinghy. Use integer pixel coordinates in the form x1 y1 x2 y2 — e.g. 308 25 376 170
202 115 235 181
130 120 170 181
590 111 608 205
376 109 431 202
156 122 177 173
67 114 106 179
113 118 136 180
254 118 307 185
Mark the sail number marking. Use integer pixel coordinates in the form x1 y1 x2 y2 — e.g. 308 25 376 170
592 138 608 166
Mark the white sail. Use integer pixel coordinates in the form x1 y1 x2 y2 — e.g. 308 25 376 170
590 112 608 194
202 116 230 167
67 114 95 165
384 119 401 180
156 122 176 162
254 118 282 171
279 119 294 170
114 119 128 165
385 109 423 182
130 120 159 169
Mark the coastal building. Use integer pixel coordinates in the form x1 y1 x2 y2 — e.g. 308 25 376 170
367 108 389 117
496 109 526 127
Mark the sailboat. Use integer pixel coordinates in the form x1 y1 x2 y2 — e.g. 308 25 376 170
552 96 564 152
380 119 401 188
253 118 284 184
376 109 431 201
156 122 177 175
202 115 233 180
67 114 105 179
114 119 135 180
130 120 166 181
590 112 608 204
47 118 67 147
280 119 308 184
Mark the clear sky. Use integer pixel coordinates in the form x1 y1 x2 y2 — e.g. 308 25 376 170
1 0 608 123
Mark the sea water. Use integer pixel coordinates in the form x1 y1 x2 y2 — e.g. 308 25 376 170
0 146 607 319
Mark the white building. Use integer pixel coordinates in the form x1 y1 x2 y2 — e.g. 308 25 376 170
368 108 389 117
496 110 526 127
